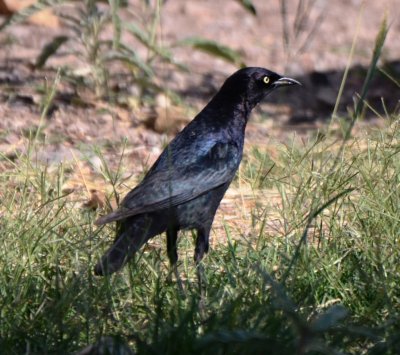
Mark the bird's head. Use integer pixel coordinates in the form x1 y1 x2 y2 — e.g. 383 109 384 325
216 67 301 112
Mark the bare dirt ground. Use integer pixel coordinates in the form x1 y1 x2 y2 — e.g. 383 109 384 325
0 0 399 242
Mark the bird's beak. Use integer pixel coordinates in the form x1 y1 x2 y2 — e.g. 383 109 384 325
273 77 302 88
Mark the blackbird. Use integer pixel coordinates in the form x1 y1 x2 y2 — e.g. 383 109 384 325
94 67 300 276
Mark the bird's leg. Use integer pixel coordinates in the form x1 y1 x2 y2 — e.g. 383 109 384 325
194 227 210 315
166 227 184 295
166 226 178 265
194 228 210 264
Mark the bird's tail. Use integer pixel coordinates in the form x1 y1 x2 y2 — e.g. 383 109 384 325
94 214 163 276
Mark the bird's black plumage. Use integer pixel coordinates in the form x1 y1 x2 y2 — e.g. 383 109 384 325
94 67 300 276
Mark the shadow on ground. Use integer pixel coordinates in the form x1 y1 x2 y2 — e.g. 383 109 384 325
179 60 400 125
0 58 399 139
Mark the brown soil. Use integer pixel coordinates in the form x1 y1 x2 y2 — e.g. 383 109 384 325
0 0 399 241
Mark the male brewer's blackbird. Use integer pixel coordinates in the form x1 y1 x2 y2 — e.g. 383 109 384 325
94 67 300 276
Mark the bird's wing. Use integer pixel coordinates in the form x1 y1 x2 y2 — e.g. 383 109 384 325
95 142 240 225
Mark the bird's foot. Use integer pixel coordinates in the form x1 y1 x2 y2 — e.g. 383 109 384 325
196 263 207 318
167 263 186 298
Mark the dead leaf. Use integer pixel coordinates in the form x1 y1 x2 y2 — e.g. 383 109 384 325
82 189 105 211
0 0 13 15
143 94 190 134
0 0 59 27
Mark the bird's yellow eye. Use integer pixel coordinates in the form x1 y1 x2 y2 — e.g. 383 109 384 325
263 76 270 84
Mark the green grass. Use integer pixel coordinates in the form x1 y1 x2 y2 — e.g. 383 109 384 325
1 115 400 354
